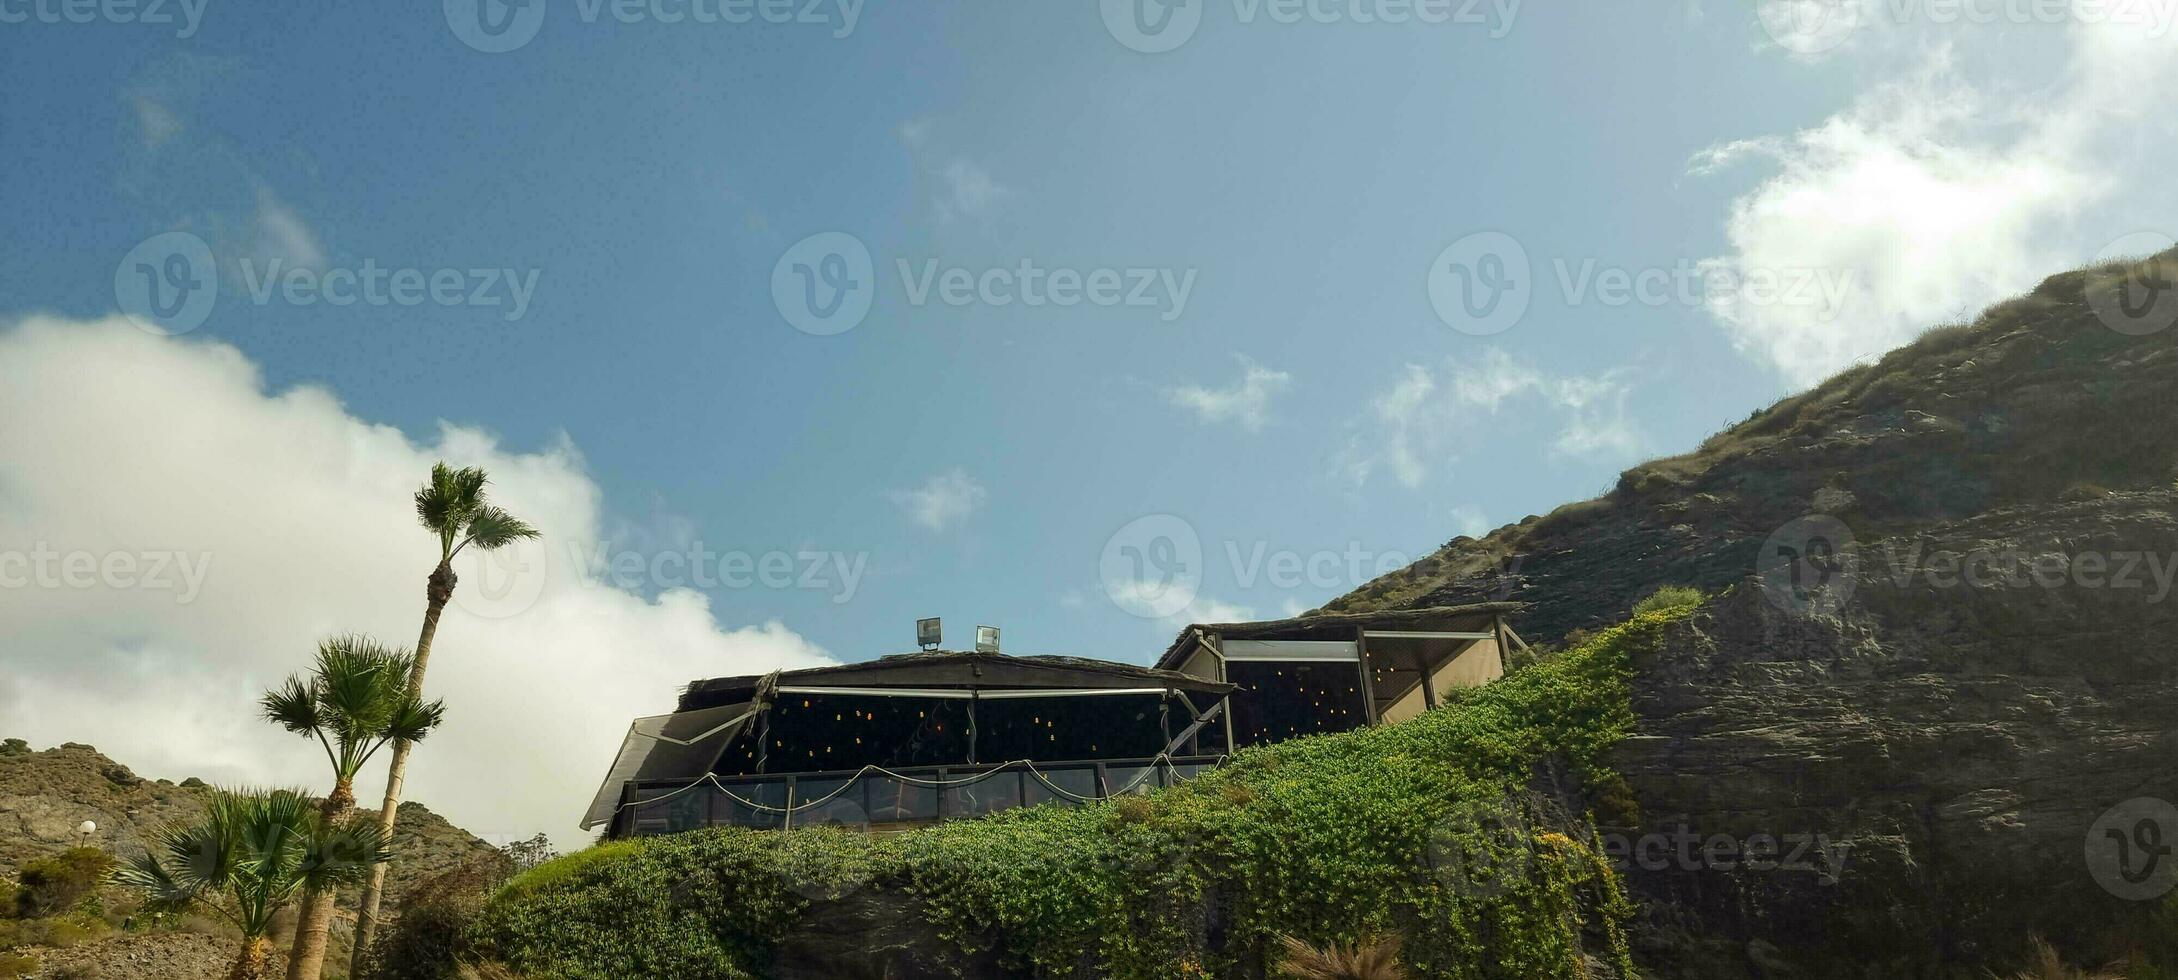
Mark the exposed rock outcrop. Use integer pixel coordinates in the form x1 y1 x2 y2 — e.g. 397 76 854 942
1328 251 2178 976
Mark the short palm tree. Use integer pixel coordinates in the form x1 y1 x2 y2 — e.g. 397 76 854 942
112 789 392 980
2005 936 2128 980
351 463 538 970
1276 934 1408 980
263 636 444 980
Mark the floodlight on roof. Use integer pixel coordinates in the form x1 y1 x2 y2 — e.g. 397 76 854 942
976 625 1001 654
917 617 942 651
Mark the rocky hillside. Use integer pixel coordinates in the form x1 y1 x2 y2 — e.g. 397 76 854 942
1330 250 2178 975
0 740 504 909
1330 249 2178 646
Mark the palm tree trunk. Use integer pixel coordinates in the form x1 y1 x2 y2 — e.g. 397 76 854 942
284 785 355 980
349 559 456 973
230 934 277 980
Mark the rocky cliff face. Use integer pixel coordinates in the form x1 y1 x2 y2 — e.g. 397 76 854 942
1329 253 2178 649
1617 497 2178 976
1330 252 2178 975
0 741 507 908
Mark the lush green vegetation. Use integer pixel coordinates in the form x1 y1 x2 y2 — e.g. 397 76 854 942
13 849 112 919
1629 585 1702 618
466 606 1692 979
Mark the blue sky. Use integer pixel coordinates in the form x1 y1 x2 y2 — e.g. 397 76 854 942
5 1 2174 838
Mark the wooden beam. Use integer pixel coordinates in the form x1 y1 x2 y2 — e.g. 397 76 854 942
1206 631 1237 751
1417 641 1439 711
1354 626 1380 725
1362 630 1496 640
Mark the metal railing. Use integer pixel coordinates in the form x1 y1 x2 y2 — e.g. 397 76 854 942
613 755 1225 837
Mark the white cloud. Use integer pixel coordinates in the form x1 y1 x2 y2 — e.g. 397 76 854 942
0 316 831 848
1166 355 1292 432
1341 350 1642 489
131 96 183 149
936 160 1013 224
1703 12 2178 385
891 469 988 531
1102 579 1256 631
898 118 1014 224
251 186 327 271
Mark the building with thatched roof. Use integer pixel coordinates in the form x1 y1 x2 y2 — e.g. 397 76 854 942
586 604 1521 837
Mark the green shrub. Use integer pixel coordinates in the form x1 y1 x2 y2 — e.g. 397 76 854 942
0 952 37 980
473 608 1695 979
0 740 27 758
361 857 513 980
15 849 113 918
1630 585 1702 617
0 914 107 953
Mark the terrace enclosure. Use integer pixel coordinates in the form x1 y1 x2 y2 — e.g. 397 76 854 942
584 604 1520 838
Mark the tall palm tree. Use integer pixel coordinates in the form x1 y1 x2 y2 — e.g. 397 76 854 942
263 636 444 980
350 463 538 969
113 789 392 980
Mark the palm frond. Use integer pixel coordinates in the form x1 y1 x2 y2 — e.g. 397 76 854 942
113 788 322 940
301 820 395 891
462 505 540 551
416 462 489 551
384 695 448 746
315 635 406 731
271 635 425 780
111 848 201 912
261 676 321 735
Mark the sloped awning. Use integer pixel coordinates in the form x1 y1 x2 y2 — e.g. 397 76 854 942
679 652 1234 712
579 701 756 830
